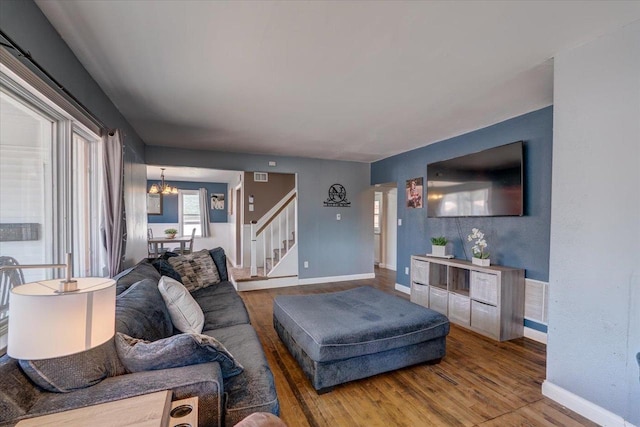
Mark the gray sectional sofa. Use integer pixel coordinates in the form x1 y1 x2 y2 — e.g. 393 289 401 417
0 248 279 427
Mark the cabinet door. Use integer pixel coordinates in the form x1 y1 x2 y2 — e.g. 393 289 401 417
471 300 499 338
448 293 470 326
411 259 429 285
410 282 429 307
429 287 448 315
470 271 499 305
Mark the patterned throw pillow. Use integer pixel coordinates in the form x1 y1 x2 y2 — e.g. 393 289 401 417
168 249 220 291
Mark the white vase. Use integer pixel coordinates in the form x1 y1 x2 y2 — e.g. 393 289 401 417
472 257 490 267
431 245 447 257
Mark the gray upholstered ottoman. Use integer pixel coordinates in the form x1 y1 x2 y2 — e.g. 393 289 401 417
273 286 450 392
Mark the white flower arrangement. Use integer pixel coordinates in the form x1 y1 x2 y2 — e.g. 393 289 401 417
467 228 490 259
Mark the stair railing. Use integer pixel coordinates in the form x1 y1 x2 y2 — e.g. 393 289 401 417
253 193 296 276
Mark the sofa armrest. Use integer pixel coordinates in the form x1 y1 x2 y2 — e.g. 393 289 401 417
26 362 223 427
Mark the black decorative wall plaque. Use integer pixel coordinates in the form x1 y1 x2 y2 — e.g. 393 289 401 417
323 183 351 207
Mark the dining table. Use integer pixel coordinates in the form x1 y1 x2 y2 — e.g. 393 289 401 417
148 236 192 258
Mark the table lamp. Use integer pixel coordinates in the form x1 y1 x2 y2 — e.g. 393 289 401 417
0 254 116 360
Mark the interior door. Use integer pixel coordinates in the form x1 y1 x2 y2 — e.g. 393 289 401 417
235 187 242 265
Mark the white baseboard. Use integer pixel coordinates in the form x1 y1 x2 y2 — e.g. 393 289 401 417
238 272 376 291
542 381 635 427
379 264 397 271
395 283 410 295
298 273 375 286
237 276 299 291
524 326 547 344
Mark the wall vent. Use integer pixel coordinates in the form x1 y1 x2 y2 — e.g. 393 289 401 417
254 172 268 182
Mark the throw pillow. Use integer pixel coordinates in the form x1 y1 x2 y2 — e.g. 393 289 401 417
150 257 183 283
209 247 228 281
113 259 161 295
162 251 180 260
115 332 243 379
18 339 125 393
115 278 173 341
158 276 204 334
168 249 220 291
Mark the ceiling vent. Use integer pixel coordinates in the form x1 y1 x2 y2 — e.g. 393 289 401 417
254 172 268 182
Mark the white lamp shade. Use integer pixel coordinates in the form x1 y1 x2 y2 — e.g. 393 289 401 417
8 278 116 360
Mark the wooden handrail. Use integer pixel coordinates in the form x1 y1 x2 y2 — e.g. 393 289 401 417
256 193 296 236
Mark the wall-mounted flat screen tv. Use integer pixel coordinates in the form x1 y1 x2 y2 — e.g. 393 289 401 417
427 141 523 217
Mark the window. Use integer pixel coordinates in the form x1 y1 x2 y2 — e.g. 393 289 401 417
0 60 104 353
374 193 382 234
179 190 202 237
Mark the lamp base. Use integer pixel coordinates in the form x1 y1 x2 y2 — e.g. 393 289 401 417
56 279 79 293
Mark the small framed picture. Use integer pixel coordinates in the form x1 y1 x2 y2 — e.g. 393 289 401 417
147 194 162 215
406 177 423 209
211 193 225 210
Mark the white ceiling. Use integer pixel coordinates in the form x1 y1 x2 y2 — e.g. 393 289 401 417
37 1 640 162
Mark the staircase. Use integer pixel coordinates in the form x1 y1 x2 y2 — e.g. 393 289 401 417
250 190 297 278
265 232 295 272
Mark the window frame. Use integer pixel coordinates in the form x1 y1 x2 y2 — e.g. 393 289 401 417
1 58 104 354
178 189 202 237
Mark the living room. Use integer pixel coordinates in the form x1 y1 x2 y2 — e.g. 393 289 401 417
0 1 638 426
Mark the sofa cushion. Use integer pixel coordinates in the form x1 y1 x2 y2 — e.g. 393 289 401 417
191 282 251 330
209 247 228 281
115 278 173 341
115 332 243 379
168 249 220 291
158 276 205 334
150 258 183 283
205 324 279 425
113 259 161 295
27 363 224 427
17 339 125 393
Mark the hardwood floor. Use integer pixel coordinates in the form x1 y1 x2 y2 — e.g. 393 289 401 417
239 268 597 427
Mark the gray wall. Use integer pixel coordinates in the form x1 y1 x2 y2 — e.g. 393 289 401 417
1 0 149 268
547 21 639 425
146 146 373 280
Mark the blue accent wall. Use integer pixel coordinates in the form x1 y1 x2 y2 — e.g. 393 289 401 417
147 181 228 223
371 106 553 287
524 319 548 333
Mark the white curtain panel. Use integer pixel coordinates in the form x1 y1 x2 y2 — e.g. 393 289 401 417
199 187 211 238
102 129 126 276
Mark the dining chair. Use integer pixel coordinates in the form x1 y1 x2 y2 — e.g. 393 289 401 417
0 256 25 322
173 228 196 255
147 228 167 258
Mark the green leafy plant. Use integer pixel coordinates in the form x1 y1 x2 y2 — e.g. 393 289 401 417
467 228 490 259
430 236 448 246
164 228 178 235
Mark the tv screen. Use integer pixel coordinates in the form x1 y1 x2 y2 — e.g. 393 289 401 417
427 141 523 217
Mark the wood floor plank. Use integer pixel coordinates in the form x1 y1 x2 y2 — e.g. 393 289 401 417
239 267 597 427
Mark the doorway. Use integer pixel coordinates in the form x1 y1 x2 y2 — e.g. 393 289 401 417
235 186 242 266
373 183 398 272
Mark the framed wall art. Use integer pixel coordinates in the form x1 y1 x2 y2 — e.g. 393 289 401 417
147 193 162 215
406 177 423 208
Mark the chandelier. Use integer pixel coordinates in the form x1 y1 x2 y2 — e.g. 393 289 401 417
148 168 178 195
